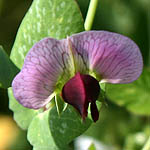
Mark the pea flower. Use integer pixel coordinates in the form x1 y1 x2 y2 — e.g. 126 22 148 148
12 31 143 122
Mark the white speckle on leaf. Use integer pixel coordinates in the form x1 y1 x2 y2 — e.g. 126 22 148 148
56 7 60 12
67 17 72 23
48 29 51 35
23 32 27 39
48 0 52 5
59 128 65 134
58 17 63 23
52 13 56 18
13 57 17 62
60 1 66 8
33 25 36 32
38 113 44 119
67 108 72 113
37 22 41 33
62 123 67 129
32 40 36 44
27 25 30 30
29 8 33 14
28 35 31 44
36 12 41 18
51 25 55 30
36 0 40 5
36 0 41 18
40 139 44 144
36 5 39 13
65 26 70 33
42 7 46 16
22 45 26 52
56 31 61 37
18 47 25 60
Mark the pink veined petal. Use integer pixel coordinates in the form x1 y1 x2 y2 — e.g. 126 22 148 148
69 31 143 84
12 38 71 109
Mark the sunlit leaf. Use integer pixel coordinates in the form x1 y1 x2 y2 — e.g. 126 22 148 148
8 88 41 130
27 110 60 150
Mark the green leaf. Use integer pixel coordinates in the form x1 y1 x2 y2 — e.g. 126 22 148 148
8 87 41 130
49 105 92 148
106 68 150 115
27 110 60 150
0 46 19 89
10 0 84 69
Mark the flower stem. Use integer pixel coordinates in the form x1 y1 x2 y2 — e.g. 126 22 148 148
84 0 99 31
148 9 150 67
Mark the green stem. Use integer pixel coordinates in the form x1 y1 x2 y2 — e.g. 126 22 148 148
142 136 150 150
84 0 99 31
148 8 150 67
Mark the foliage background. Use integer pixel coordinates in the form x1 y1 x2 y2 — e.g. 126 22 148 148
0 0 149 150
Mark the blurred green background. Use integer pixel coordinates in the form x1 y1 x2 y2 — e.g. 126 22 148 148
0 0 149 150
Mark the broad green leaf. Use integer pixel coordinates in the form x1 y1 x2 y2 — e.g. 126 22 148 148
0 46 19 89
49 105 92 148
10 0 84 69
27 110 60 150
106 68 150 115
8 87 41 130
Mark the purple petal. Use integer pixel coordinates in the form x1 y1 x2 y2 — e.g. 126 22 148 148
12 38 71 109
62 72 100 121
62 72 88 120
90 102 99 122
69 31 143 83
